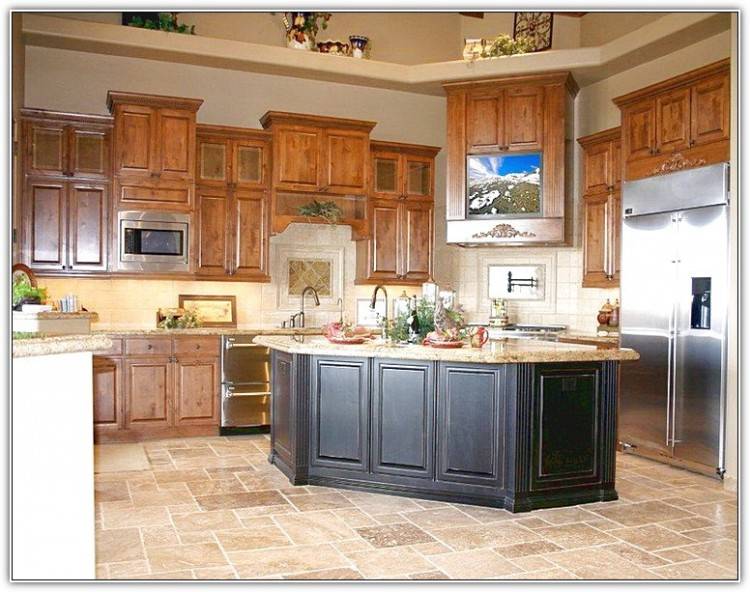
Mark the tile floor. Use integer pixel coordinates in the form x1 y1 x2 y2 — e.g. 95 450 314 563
94 435 738 581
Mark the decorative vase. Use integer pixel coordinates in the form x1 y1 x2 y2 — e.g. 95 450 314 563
284 12 315 51
317 40 349 56
349 35 369 59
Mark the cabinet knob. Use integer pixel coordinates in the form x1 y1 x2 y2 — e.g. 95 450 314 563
195 344 201 350
689 139 696 147
147 344 153 350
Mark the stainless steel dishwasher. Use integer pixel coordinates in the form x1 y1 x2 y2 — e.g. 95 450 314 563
220 335 271 433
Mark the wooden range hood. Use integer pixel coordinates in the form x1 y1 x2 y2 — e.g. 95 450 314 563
443 71 578 246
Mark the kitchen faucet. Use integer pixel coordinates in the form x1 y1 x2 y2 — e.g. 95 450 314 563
291 286 320 328
337 297 344 324
369 285 388 338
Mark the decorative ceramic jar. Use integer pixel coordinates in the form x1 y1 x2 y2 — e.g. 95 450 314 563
349 35 369 59
284 12 314 50
317 40 349 56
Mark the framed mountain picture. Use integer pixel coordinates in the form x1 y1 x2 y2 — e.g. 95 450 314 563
466 153 542 217
513 12 554 52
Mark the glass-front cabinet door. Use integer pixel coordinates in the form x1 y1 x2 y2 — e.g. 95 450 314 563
233 140 267 189
372 151 401 199
197 138 229 186
26 122 66 176
404 155 433 199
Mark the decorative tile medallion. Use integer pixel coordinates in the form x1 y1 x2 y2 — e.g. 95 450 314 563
287 259 332 296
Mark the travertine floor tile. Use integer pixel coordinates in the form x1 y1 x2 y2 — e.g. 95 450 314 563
429 548 521 579
215 526 291 552
230 544 349 578
274 511 358 545
355 522 435 548
94 437 737 581
96 528 145 563
146 542 227 573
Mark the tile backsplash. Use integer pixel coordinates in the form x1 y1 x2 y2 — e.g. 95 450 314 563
40 223 420 330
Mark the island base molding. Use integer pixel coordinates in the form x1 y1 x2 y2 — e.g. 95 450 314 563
269 351 620 513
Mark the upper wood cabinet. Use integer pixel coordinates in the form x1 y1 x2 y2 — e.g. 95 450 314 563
22 177 109 273
465 86 543 153
261 111 375 236
578 127 621 288
21 109 112 180
370 141 438 201
195 125 270 281
614 59 730 181
108 91 203 208
357 141 439 285
443 72 577 245
261 111 374 195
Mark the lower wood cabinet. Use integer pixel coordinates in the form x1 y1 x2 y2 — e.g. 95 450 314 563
436 364 505 488
310 356 370 472
93 336 220 442
371 359 435 479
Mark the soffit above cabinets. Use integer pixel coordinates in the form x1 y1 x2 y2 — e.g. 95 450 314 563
21 12 730 95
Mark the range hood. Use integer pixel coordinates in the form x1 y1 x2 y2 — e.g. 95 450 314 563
446 217 565 246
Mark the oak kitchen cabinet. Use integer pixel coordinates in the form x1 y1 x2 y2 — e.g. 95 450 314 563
107 91 203 209
443 72 577 245
614 59 729 180
19 110 112 274
94 336 220 442
578 127 622 288
356 141 440 284
260 111 375 237
196 125 271 281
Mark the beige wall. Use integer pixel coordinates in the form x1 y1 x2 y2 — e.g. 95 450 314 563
579 12 667 47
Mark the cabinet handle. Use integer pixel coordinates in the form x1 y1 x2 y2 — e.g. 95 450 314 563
689 139 696 147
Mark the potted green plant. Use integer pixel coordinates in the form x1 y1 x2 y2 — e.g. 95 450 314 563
12 280 48 311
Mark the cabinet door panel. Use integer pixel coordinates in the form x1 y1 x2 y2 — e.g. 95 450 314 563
275 126 321 190
68 183 108 270
656 88 691 153
402 201 433 282
197 188 229 276
609 191 621 283
582 193 610 287
114 105 155 174
324 130 368 194
369 199 401 279
232 190 268 278
611 140 622 188
467 94 501 150
197 138 229 186
174 357 219 425
623 99 656 162
436 364 505 487
372 360 435 478
582 142 612 196
691 73 730 146
272 351 294 466
25 180 66 269
404 155 433 199
26 122 66 176
93 357 122 429
504 86 544 150
125 358 172 427
158 110 193 178
372 151 402 199
234 140 267 189
71 128 109 179
311 357 369 471
531 364 602 491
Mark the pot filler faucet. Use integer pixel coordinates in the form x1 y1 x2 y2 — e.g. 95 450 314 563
369 285 388 338
290 286 320 328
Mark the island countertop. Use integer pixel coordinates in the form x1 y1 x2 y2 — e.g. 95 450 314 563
253 335 639 363
12 334 113 358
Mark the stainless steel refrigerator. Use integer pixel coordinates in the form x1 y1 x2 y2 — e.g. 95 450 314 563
619 163 729 478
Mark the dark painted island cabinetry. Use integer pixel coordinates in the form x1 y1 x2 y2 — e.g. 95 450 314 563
269 352 619 512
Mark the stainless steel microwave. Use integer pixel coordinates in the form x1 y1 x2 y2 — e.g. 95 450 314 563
118 211 190 272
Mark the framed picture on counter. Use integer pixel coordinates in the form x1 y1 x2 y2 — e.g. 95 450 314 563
178 294 237 328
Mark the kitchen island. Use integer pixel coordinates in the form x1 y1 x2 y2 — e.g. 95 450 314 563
254 335 638 513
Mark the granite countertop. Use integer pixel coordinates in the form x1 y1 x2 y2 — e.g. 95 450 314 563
557 331 620 346
253 335 639 364
13 334 113 358
92 327 325 336
12 311 99 320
